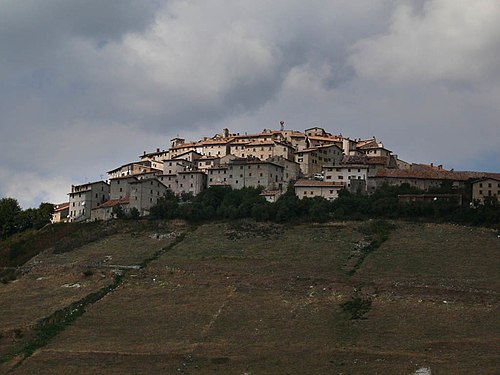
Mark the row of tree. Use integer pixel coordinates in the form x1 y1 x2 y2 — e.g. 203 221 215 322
150 184 499 226
0 198 54 240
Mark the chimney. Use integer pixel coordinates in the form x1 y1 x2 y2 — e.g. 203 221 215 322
223 128 229 137
156 148 160 152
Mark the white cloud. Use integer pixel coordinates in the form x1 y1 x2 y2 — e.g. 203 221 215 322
350 0 500 84
0 167 74 208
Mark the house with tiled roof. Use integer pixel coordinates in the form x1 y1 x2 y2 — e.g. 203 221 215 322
68 181 110 222
323 164 369 193
207 157 285 191
229 139 295 161
472 177 500 204
107 161 162 180
109 175 138 200
295 144 343 177
368 168 470 193
294 179 344 200
51 202 70 223
129 178 169 216
91 197 130 221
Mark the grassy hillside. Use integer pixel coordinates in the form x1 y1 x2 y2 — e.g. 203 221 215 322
1 220 498 374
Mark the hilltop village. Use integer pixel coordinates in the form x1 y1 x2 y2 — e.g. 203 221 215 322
52 125 500 223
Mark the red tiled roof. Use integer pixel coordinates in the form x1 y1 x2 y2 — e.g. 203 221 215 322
54 202 69 211
374 168 500 181
94 197 129 209
366 156 388 165
294 179 344 188
308 136 341 142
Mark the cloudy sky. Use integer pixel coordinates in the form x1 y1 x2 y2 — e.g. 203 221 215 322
1 0 499 207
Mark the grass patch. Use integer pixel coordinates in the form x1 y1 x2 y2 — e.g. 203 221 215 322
1 274 124 366
348 220 396 276
341 294 373 320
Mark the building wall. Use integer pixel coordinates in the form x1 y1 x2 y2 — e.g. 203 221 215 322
208 162 284 190
323 165 368 191
295 145 343 177
176 172 207 196
68 182 110 222
163 159 192 175
107 163 159 179
367 177 445 193
267 156 301 184
90 204 129 221
360 148 391 157
110 177 136 200
472 179 500 204
199 142 231 157
51 207 69 223
295 186 341 200
196 157 220 172
129 179 169 216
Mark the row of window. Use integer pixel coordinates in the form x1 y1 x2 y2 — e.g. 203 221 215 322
478 183 500 188
478 190 499 196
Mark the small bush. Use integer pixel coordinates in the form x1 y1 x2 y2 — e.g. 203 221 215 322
341 295 372 320
82 269 94 277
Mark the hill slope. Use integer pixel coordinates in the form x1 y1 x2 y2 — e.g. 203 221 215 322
1 220 498 374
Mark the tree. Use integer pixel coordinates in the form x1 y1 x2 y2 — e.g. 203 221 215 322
0 198 22 239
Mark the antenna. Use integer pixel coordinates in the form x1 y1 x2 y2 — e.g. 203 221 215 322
280 121 284 131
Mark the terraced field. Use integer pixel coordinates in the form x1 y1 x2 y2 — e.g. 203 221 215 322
1 220 498 374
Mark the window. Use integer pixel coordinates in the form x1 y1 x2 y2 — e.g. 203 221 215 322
338 176 343 180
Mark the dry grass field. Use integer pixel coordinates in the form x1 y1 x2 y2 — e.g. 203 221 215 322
1 220 498 374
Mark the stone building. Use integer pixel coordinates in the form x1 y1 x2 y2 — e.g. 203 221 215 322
129 178 169 216
109 176 138 200
107 161 161 179
207 158 285 191
266 155 301 185
472 177 500 204
174 171 207 196
295 144 343 177
229 140 295 161
68 181 110 222
51 202 69 223
91 197 130 221
323 164 369 192
294 180 344 200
